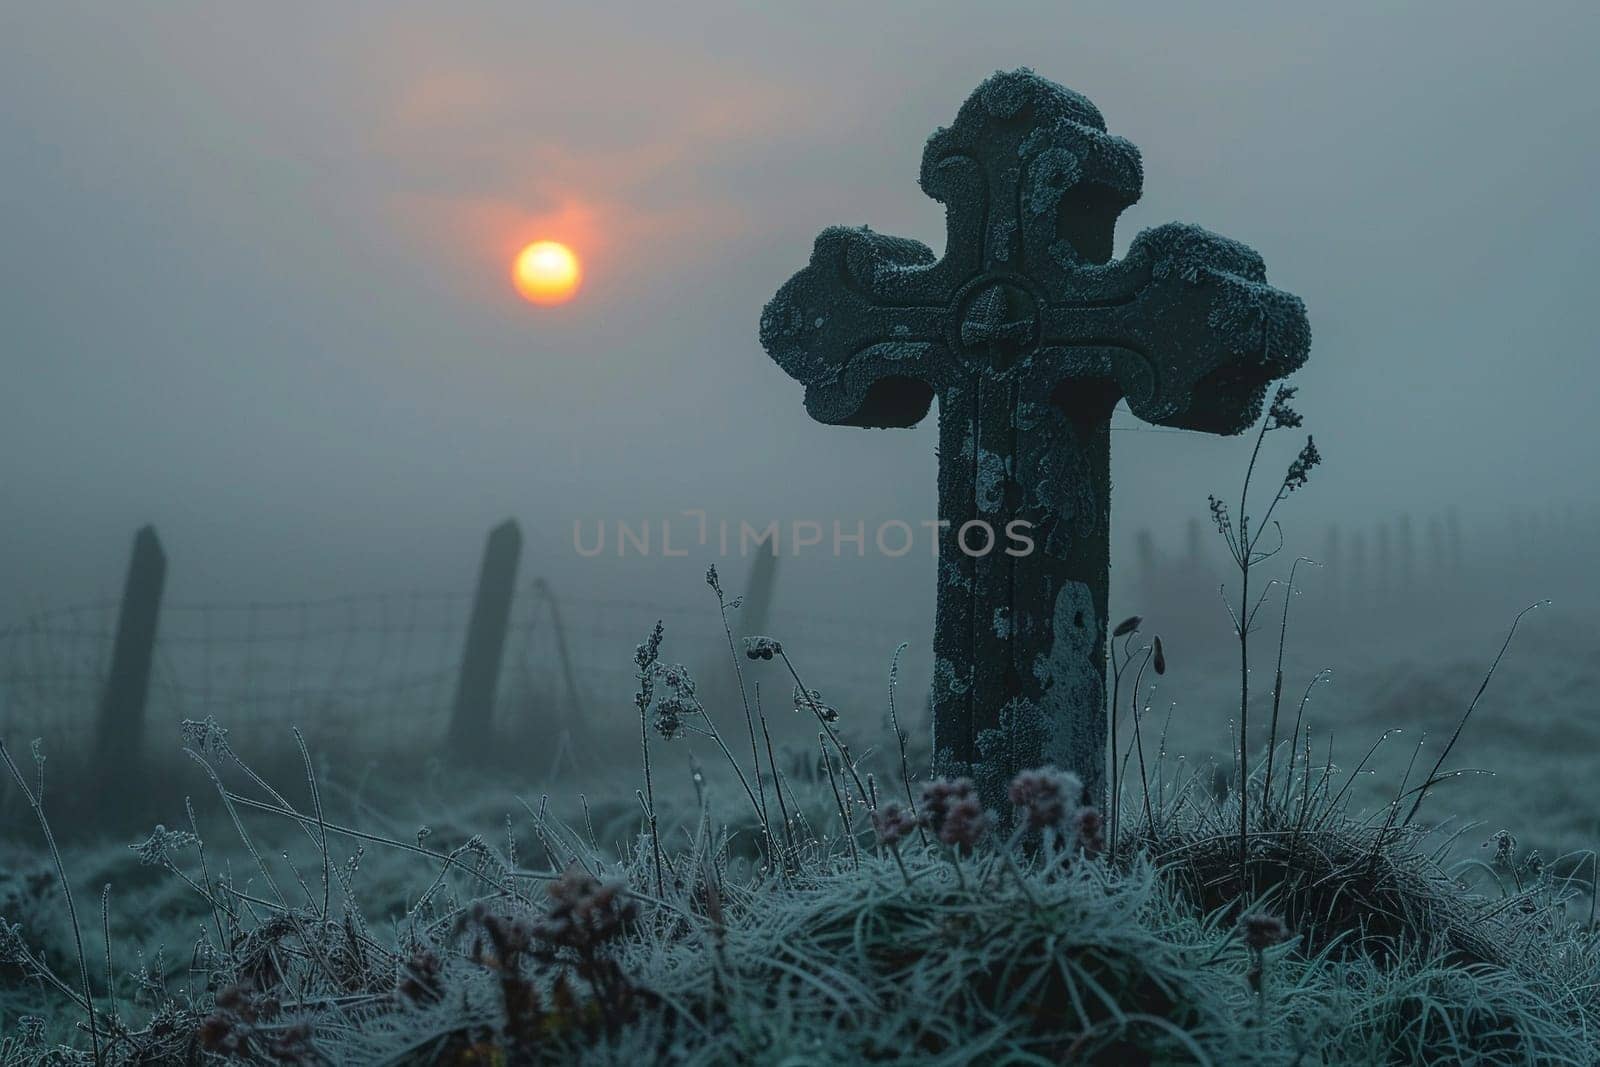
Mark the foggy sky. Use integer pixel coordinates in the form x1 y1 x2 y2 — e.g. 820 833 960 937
3 1 1597 625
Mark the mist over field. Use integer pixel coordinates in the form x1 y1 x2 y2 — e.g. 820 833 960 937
3 0 1596 839
1 3 1598 1063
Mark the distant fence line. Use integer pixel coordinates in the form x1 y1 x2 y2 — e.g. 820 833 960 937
1127 503 1598 640
0 522 934 772
2 504 1593 773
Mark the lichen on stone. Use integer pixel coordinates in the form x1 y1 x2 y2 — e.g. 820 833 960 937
975 449 1008 512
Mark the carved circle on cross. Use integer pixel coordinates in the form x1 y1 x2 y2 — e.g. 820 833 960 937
948 272 1043 378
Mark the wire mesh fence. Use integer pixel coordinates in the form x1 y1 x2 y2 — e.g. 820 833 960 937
0 580 935 762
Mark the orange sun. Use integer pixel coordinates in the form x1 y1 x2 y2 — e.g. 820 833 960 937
513 241 582 305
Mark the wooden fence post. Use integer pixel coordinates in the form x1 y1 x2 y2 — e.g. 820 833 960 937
741 548 780 640
1133 528 1157 596
96 525 167 773
449 519 522 754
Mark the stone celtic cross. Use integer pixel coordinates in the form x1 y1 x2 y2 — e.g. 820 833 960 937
759 69 1310 808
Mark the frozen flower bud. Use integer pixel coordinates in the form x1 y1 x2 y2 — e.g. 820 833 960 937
792 685 839 722
705 565 722 595
871 802 919 848
1239 911 1290 950
1112 616 1142 638
1153 636 1166 676
743 635 783 660
130 824 199 867
1008 766 1083 833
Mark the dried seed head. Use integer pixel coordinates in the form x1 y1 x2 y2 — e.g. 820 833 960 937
1239 911 1290 950
1207 495 1232 538
1112 615 1143 638
179 716 230 754
1484 829 1518 868
130 824 199 867
1266 385 1303 430
743 635 783 660
1283 435 1321 493
651 693 703 741
658 662 698 697
634 621 665 671
1152 636 1166 676
533 864 638 951
793 685 839 722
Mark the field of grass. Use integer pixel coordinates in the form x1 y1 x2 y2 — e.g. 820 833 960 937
0 583 1597 1064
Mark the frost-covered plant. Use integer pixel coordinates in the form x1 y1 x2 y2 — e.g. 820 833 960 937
1207 383 1322 869
1239 911 1292 1021
633 621 667 896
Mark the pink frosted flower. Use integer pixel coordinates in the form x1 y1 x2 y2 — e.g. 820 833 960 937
919 778 991 853
1072 805 1105 857
1007 766 1083 833
871 802 919 849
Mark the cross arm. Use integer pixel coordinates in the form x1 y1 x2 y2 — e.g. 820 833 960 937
1036 223 1311 435
759 225 952 428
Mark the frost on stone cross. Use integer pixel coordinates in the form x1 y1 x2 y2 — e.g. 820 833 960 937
758 68 1311 807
